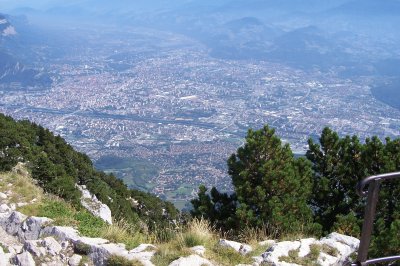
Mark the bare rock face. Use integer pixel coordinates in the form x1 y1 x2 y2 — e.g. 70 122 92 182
76 185 112 224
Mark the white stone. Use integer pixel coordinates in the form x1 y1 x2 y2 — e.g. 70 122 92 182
127 251 156 264
90 243 129 266
190 245 206 256
68 254 82 266
219 239 252 255
298 238 318 257
320 238 350 257
0 204 10 213
42 237 63 255
317 252 338 266
23 240 47 257
0 192 7 199
1 211 27 235
169 254 213 266
325 232 360 250
40 226 80 242
261 240 301 264
252 256 264 265
0 251 8 266
12 251 36 266
18 216 53 241
129 244 157 253
258 239 276 246
76 185 112 224
77 236 109 246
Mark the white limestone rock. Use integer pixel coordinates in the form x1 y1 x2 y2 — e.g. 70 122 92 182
0 204 11 213
261 240 301 264
129 244 156 253
12 251 35 266
1 211 27 235
18 216 53 241
76 236 109 246
190 245 206 256
90 243 129 266
0 192 7 200
23 240 47 257
68 254 82 266
317 252 338 266
169 254 213 266
298 238 318 257
259 239 276 246
40 226 81 242
42 237 62 256
0 246 8 266
325 232 360 250
76 185 112 224
219 239 252 255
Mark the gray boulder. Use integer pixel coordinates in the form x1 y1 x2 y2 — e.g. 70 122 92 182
1 211 27 236
18 216 53 241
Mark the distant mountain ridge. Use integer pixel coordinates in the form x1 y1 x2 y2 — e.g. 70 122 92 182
0 13 52 89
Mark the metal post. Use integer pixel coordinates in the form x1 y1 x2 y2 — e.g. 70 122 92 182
357 179 381 264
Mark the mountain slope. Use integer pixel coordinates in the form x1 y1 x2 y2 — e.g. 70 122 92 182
0 13 52 89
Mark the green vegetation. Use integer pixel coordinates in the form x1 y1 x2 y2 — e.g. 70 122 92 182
95 156 159 191
192 125 400 258
192 125 320 235
0 113 178 234
107 255 143 266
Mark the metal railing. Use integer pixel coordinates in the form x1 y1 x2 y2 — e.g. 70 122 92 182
351 172 400 266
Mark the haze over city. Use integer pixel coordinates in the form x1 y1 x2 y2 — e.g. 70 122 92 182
1 0 400 208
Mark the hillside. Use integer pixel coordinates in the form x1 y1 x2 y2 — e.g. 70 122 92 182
0 113 178 231
0 167 360 265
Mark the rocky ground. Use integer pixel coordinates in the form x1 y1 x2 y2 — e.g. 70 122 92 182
0 167 360 266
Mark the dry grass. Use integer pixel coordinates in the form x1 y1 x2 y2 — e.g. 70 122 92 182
100 219 147 250
0 172 43 205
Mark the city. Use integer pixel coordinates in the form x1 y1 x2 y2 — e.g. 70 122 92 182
1 27 399 208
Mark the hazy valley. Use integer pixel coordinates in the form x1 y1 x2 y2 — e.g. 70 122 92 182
1 0 400 208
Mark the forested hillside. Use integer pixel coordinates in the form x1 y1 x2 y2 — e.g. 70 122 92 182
0 113 178 231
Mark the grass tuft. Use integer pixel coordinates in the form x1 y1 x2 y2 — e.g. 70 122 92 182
100 219 146 250
107 255 143 266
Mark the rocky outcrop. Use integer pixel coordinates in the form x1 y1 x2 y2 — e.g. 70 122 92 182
76 185 113 224
261 233 359 266
0 205 154 266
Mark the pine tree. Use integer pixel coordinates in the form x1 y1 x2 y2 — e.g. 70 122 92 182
228 125 315 233
306 128 364 233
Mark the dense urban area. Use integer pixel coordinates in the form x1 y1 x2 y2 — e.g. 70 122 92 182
1 28 399 208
